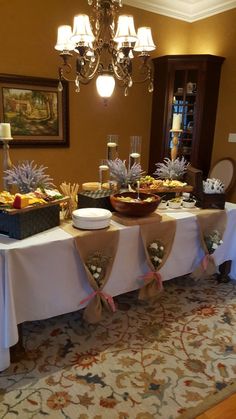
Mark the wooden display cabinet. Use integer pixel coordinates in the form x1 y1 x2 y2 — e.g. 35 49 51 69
148 55 225 177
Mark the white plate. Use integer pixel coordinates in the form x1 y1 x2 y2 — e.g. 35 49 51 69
72 219 110 230
72 207 112 230
72 207 112 221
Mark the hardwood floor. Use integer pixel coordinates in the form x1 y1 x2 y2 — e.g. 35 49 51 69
196 394 236 419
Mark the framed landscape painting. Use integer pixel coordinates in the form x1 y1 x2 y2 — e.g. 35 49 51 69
0 74 69 147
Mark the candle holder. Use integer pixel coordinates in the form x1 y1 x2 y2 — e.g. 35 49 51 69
106 134 119 160
129 135 142 169
0 123 13 191
99 159 109 189
170 129 183 161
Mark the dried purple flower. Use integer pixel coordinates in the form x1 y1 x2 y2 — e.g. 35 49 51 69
154 157 189 180
4 160 55 193
107 158 144 187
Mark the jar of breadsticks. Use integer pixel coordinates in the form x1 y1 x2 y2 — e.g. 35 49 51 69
60 182 79 219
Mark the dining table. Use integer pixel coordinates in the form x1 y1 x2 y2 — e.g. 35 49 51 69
1 202 236 372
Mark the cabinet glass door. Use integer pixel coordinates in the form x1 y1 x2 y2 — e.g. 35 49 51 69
170 69 198 161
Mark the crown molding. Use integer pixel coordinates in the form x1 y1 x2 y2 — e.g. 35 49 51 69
123 0 236 22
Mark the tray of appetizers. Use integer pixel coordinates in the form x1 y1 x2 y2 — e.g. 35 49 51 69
0 189 69 214
138 176 193 193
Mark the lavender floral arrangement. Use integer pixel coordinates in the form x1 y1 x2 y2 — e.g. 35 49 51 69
147 240 165 270
204 230 223 254
4 160 54 193
154 157 189 180
106 158 144 187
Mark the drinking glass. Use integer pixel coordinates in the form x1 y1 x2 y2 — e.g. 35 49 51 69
99 159 109 189
129 135 142 169
106 134 119 160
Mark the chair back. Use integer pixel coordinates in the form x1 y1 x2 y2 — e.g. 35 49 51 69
209 158 236 194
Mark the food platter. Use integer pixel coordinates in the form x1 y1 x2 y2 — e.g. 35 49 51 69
138 176 193 194
0 196 69 215
0 191 70 239
0 189 69 214
139 185 193 194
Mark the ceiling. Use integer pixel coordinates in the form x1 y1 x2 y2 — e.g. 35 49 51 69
124 0 236 22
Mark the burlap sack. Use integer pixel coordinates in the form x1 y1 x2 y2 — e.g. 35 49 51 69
139 215 176 300
192 209 227 279
62 223 119 323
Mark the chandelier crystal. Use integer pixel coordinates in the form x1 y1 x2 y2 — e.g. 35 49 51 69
54 0 156 98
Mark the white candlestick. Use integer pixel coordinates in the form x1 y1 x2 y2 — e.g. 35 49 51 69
172 114 182 130
0 123 12 139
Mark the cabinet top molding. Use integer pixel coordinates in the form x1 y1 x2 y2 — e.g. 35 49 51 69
153 55 225 64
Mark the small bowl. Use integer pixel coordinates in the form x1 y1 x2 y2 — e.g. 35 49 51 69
182 199 196 208
158 200 168 209
110 192 161 217
168 199 182 209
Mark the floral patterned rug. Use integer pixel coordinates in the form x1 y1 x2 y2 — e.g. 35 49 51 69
1 276 236 419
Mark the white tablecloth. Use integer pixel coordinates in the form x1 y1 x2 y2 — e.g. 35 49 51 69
1 203 236 372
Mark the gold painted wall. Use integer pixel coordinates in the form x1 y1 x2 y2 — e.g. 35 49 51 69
0 1 235 202
0 0 189 190
190 9 236 202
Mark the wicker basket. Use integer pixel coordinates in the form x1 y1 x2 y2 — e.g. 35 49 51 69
200 193 226 210
0 203 60 239
78 190 114 212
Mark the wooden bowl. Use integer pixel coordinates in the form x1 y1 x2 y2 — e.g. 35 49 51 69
110 192 161 217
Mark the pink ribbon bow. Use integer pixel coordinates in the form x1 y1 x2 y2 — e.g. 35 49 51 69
80 290 116 312
141 271 163 291
201 253 213 271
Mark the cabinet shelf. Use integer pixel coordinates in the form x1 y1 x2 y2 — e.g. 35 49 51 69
149 54 224 177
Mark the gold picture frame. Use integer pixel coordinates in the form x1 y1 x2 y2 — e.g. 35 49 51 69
0 74 69 147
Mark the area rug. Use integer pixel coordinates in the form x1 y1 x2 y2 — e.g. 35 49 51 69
1 276 236 419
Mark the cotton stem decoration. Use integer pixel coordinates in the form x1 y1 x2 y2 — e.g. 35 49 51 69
60 182 79 219
203 178 225 194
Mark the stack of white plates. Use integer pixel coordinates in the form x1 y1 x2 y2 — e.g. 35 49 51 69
72 208 112 230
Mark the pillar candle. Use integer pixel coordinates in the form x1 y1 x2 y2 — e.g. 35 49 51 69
0 123 12 138
172 114 182 130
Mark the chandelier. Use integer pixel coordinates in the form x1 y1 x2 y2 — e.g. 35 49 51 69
54 0 156 98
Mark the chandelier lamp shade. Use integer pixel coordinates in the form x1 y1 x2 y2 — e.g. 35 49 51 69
55 0 156 98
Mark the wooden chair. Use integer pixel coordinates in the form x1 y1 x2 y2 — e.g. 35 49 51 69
208 157 236 194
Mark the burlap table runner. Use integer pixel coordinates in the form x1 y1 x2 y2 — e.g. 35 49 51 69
191 209 227 278
62 222 119 323
139 214 176 300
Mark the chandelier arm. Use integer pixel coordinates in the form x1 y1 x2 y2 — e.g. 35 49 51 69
110 50 131 84
75 48 102 81
131 59 154 84
58 65 78 84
